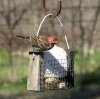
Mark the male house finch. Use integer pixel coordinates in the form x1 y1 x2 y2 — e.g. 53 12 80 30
16 35 58 52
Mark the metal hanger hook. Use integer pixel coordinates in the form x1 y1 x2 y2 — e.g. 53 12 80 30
41 0 62 18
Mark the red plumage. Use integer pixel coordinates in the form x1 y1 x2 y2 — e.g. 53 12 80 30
16 35 58 52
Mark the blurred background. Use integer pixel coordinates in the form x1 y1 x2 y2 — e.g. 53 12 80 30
0 0 100 99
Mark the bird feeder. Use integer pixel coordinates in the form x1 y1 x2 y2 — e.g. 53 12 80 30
27 12 74 91
15 0 74 91
27 48 74 91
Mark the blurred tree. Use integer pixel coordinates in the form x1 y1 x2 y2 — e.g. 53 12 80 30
0 0 100 81
0 0 34 81
66 0 100 73
78 0 100 73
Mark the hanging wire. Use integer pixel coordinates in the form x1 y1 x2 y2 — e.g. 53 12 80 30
36 13 70 49
36 13 53 36
57 17 70 49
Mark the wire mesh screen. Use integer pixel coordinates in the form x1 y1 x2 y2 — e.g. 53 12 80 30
40 59 68 90
39 49 74 91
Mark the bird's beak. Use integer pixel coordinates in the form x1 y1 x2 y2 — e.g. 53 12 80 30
51 40 58 44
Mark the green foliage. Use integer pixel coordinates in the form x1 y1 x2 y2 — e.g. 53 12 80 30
0 51 9 66
74 50 100 73
0 50 100 95
90 51 100 66
0 78 27 95
74 50 100 87
0 51 28 95
79 68 100 85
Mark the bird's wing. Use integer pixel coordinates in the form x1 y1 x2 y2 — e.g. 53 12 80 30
30 36 49 49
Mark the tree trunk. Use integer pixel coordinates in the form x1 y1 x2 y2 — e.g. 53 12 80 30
8 40 17 82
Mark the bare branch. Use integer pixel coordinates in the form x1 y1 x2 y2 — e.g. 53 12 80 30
79 0 85 51
0 0 6 17
12 9 27 29
88 1 100 40
12 0 17 20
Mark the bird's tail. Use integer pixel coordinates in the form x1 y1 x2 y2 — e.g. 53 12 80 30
16 35 30 39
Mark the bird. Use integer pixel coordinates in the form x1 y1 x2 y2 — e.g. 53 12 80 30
16 35 58 52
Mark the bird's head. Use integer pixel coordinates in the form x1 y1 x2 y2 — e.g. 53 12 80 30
48 36 58 45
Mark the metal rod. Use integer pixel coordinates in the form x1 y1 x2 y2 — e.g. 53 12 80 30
41 0 62 18
41 0 48 15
